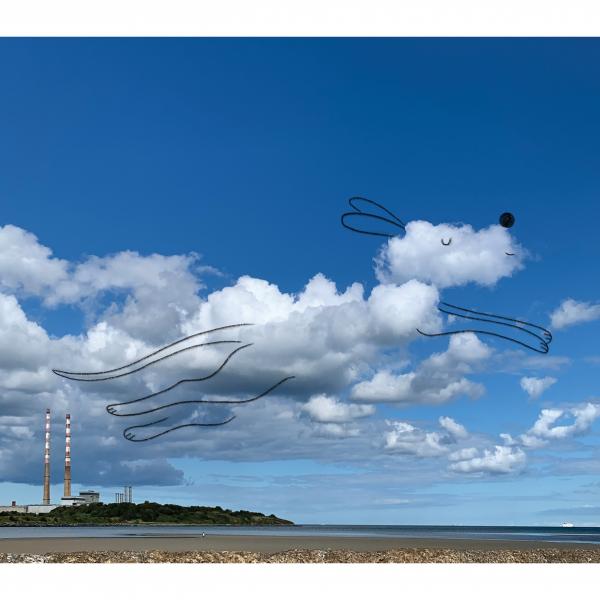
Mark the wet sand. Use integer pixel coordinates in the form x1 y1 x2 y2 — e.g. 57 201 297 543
0 535 600 560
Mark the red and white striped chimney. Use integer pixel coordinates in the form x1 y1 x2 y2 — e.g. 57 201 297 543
43 409 51 505
64 413 71 497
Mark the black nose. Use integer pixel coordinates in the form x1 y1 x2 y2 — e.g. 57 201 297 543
499 212 515 228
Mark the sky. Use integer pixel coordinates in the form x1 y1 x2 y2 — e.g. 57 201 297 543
0 38 599 525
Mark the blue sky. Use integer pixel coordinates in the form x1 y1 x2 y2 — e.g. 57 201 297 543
0 38 599 525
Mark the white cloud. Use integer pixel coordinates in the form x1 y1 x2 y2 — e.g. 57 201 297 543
365 280 441 344
311 422 360 438
6 219 597 490
0 225 209 344
302 394 375 423
520 403 600 448
520 376 557 399
0 293 53 372
175 274 441 397
383 416 468 458
499 433 516 446
428 330 493 365
550 299 600 330
0 225 70 297
449 445 526 475
384 421 449 457
376 220 524 289
0 222 450 485
350 333 489 405
446 398 600 475
448 447 479 461
350 370 484 405
439 416 468 440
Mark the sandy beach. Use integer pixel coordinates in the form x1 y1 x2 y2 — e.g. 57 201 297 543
1 534 599 562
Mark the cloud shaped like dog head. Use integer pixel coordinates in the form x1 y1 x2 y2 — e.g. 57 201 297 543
376 220 525 289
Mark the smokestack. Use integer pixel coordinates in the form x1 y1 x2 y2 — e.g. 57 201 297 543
64 413 71 497
43 409 51 505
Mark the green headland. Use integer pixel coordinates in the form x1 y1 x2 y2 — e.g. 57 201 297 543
0 501 294 526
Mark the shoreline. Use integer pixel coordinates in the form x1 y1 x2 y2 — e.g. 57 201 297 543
0 533 599 554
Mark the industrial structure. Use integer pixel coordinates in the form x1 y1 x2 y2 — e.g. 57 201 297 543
115 486 133 503
0 409 100 514
64 413 71 497
43 408 51 505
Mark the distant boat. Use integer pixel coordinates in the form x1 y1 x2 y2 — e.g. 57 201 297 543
561 522 574 528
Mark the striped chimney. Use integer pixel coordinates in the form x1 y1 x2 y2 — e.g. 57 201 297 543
64 413 71 497
43 409 51 505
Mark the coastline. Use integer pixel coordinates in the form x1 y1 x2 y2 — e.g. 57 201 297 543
1 534 600 562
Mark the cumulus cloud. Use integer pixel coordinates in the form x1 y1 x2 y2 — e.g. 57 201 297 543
446 400 600 476
439 416 468 440
2 220 595 491
376 221 524 289
311 422 361 439
384 421 449 457
519 403 600 448
350 333 489 405
499 433 517 446
0 223 449 485
550 299 600 330
443 401 600 476
0 293 53 373
0 225 209 346
383 416 467 458
449 445 526 475
448 447 479 461
302 394 375 423
172 274 442 398
520 376 557 399
0 225 70 297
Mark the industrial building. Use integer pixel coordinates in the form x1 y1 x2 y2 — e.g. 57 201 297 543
0 409 101 514
115 486 133 503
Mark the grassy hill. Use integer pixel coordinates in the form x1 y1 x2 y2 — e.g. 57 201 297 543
0 501 294 526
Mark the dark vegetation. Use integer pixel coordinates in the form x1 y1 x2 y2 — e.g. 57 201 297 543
0 502 293 526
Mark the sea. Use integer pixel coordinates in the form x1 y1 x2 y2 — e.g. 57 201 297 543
0 524 599 544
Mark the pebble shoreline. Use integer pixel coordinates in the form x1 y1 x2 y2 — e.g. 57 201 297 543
2 548 600 563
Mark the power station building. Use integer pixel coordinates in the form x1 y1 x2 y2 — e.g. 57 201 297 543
0 409 100 514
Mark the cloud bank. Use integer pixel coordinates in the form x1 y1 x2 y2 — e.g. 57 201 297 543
0 218 594 489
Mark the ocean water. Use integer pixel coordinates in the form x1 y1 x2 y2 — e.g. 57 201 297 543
0 524 599 544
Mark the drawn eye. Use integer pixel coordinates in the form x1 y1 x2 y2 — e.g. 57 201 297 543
441 238 452 246
499 212 515 228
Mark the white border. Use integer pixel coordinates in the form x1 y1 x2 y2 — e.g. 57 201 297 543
0 0 599 591
0 0 598 36
1 563 599 600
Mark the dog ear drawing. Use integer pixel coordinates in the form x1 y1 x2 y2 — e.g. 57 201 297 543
341 196 406 238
